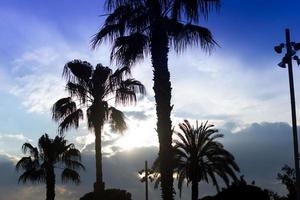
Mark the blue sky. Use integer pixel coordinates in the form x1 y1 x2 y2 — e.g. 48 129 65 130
1 0 300 199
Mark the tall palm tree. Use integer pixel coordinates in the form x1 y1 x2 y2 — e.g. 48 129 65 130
174 120 239 200
16 134 84 200
92 1 219 199
52 60 145 197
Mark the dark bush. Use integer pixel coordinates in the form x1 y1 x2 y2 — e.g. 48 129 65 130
200 177 270 200
80 189 132 200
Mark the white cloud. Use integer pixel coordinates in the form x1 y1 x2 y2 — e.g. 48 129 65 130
76 133 95 152
0 133 32 142
0 133 34 161
10 74 66 113
169 49 299 125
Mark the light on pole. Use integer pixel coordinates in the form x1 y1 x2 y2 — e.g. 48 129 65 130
274 28 300 200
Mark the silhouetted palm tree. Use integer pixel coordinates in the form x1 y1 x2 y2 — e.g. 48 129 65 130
16 134 84 200
174 120 239 200
52 60 145 197
92 1 219 199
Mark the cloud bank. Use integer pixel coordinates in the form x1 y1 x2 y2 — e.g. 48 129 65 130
0 122 296 200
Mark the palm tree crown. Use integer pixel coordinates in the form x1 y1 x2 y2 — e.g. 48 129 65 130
52 60 145 134
92 0 219 65
52 60 145 196
174 120 240 200
16 134 84 200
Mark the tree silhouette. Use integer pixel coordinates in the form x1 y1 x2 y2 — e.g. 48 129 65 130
277 165 296 200
150 120 239 200
202 176 270 200
174 120 239 200
92 1 219 199
16 134 84 200
52 60 145 197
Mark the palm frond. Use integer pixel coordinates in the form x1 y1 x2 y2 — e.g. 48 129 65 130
91 24 124 48
109 107 127 133
109 66 132 89
61 168 81 184
105 0 142 12
66 82 89 104
62 148 82 161
167 19 217 53
58 109 84 134
105 4 131 25
105 0 127 11
110 32 149 67
52 97 77 122
115 78 146 105
64 159 85 170
169 0 220 22
18 168 45 184
86 106 94 131
63 60 92 83
21 143 39 158
16 157 35 171
177 170 186 197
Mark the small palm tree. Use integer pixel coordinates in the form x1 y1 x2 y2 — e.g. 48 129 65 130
150 120 239 200
16 134 84 200
174 120 239 200
92 1 219 199
52 60 145 197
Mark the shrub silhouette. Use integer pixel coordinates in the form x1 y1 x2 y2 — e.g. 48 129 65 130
80 189 132 200
200 176 270 200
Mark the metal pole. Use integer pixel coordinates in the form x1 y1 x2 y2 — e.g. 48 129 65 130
285 28 300 200
145 160 149 200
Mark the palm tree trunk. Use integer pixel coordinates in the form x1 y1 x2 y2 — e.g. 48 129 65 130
94 121 105 198
46 165 55 200
192 180 199 200
150 23 174 200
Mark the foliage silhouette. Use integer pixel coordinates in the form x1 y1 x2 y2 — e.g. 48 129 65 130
16 134 84 200
149 120 239 200
92 1 219 199
200 176 270 200
80 189 132 200
277 164 297 200
266 190 286 200
52 60 145 197
264 164 299 200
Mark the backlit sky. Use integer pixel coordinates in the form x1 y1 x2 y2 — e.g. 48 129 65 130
1 0 300 199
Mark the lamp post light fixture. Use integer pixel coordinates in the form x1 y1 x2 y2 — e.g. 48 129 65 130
274 28 300 200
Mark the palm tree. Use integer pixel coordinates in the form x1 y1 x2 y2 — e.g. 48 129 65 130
149 120 239 200
174 120 240 200
16 134 84 200
92 1 219 199
52 60 145 197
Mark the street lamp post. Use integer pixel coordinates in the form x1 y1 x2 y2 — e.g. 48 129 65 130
274 28 300 200
139 160 149 200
